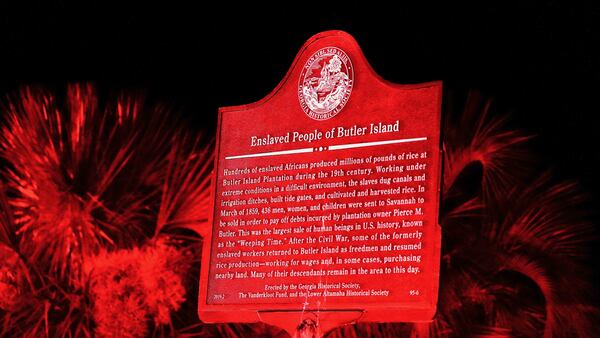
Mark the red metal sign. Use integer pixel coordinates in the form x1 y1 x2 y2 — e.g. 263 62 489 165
199 31 442 333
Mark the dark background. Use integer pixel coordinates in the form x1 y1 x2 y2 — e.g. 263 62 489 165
1 0 599 293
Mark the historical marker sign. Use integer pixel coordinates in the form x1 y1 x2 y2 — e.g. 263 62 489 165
199 31 442 330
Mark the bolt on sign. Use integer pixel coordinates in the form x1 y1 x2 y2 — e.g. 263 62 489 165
198 31 442 335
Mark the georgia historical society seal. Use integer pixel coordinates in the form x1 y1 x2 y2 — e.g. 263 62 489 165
298 47 354 120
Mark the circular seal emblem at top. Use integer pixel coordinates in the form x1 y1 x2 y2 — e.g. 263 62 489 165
298 47 354 120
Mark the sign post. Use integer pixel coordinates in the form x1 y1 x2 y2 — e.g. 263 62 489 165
199 30 443 336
